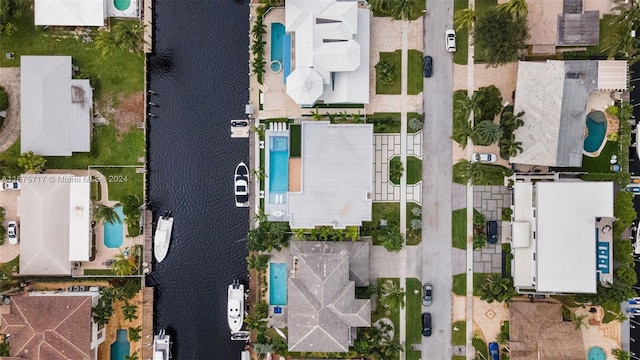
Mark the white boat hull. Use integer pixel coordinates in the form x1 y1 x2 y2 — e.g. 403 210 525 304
154 212 174 263
235 162 250 208
228 280 245 333
152 329 171 360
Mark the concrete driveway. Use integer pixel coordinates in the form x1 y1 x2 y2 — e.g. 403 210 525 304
421 0 454 358
0 188 20 262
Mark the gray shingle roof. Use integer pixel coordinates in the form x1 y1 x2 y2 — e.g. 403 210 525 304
557 10 599 46
287 240 371 352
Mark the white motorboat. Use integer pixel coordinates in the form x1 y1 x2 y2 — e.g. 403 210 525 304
154 211 174 263
152 329 171 360
235 162 250 208
228 279 245 333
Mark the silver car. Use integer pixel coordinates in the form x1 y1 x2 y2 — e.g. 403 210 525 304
422 283 433 306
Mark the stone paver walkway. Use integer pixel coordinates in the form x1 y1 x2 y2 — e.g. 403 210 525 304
473 244 502 274
373 133 422 204
473 186 510 221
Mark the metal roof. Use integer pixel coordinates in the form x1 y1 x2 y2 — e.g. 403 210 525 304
34 0 105 26
20 56 92 156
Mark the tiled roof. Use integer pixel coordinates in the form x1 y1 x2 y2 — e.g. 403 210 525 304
0 295 93 360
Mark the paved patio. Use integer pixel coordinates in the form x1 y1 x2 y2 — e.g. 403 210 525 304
473 186 510 274
373 133 422 204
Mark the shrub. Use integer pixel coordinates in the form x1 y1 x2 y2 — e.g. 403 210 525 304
408 117 423 131
606 105 619 117
17 151 46 172
410 218 422 230
375 59 395 84
0 87 8 111
501 208 512 221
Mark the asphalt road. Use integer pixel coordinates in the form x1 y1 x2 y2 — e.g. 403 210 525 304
421 0 455 358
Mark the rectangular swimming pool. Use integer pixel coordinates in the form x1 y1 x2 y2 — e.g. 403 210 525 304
269 136 289 203
270 22 292 83
103 206 124 248
269 263 287 306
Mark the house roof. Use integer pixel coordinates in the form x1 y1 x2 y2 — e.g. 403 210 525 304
0 294 94 359
286 122 373 229
510 302 586 359
512 60 597 167
285 0 370 104
18 174 91 275
21 56 92 156
34 0 105 26
287 240 371 352
512 181 613 293
557 10 600 46
597 60 628 91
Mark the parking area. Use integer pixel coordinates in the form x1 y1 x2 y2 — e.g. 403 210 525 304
473 185 510 274
0 187 20 263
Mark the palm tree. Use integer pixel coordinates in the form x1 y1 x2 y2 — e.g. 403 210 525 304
458 159 485 185
311 107 322 120
455 92 482 122
252 166 267 181
319 226 332 240
499 136 524 158
346 226 359 241
453 6 477 31
473 121 503 145
603 29 640 58
246 253 270 272
571 313 588 329
612 349 632 360
113 21 146 53
381 338 404 357
375 59 396 84
270 221 290 242
380 279 406 309
478 274 517 303
390 159 404 181
368 0 391 13
388 0 420 21
251 21 266 40
496 0 528 19
94 204 122 224
124 351 139 360
244 312 267 333
111 250 136 276
452 117 475 148
128 326 142 342
122 301 138 321
609 2 640 29
94 30 117 56
500 110 525 133
294 228 307 240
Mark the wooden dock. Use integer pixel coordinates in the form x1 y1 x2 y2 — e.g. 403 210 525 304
141 210 154 360
143 0 153 53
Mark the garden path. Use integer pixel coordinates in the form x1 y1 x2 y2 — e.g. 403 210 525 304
0 67 20 153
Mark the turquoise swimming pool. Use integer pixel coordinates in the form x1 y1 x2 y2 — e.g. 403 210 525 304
584 110 607 153
270 23 292 83
587 346 605 360
103 206 124 248
110 329 130 360
113 0 130 11
269 136 289 204
269 263 287 306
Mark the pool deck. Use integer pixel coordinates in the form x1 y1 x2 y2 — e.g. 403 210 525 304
143 0 152 54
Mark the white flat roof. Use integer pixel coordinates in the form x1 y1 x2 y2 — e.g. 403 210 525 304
35 0 105 26
287 122 372 229
597 60 628 91
18 174 91 275
512 182 535 289
534 182 612 293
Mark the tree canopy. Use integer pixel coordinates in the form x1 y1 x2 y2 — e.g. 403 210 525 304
474 9 529 67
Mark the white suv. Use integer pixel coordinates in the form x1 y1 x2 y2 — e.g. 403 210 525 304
446 29 456 52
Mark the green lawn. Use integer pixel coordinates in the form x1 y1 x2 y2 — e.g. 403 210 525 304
372 3 425 21
554 141 618 173
452 209 467 249
406 202 422 245
367 113 401 133
451 320 466 346
0 140 22 176
452 90 469 146
452 161 511 186
376 50 402 95
93 167 144 202
472 336 488 359
43 124 145 169
84 269 116 276
408 50 424 95
453 0 469 65
406 278 422 360
0 15 144 102
584 15 622 57
452 273 492 296
362 202 401 245
389 156 422 185
289 124 301 157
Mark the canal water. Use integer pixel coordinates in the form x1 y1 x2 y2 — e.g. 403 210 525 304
147 1 250 358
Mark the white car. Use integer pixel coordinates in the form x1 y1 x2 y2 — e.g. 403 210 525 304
1 181 19 191
472 153 497 163
7 221 18 245
446 29 456 52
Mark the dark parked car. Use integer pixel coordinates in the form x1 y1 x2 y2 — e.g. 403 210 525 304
488 342 500 360
423 56 433 77
421 313 432 336
422 283 433 306
487 220 498 244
